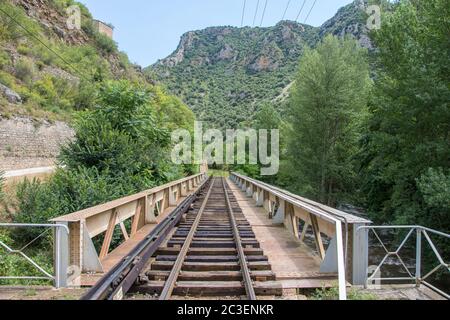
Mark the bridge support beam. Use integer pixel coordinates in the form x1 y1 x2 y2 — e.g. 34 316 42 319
54 222 69 288
351 223 369 285
229 172 372 288
256 189 264 207
273 199 285 224
51 173 207 288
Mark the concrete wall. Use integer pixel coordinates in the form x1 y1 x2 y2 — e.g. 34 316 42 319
93 20 114 39
0 116 74 171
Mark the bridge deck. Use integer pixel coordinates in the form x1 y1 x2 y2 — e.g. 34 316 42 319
81 178 337 290
81 205 185 287
227 178 338 290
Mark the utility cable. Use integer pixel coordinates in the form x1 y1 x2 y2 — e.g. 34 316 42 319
281 0 291 21
259 0 268 26
0 7 90 82
252 0 260 26
295 0 307 22
304 0 317 24
241 0 247 27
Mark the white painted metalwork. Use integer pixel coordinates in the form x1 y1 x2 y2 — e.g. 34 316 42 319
0 223 69 288
358 225 450 299
230 172 350 300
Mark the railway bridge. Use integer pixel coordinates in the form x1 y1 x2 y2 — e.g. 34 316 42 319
1 171 449 300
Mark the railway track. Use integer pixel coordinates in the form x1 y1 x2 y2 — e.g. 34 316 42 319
83 177 280 300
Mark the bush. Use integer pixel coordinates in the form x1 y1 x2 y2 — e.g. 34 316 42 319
94 32 118 54
311 285 377 301
0 70 15 88
13 81 188 241
73 79 98 110
0 49 11 69
0 3 42 43
0 228 53 285
13 167 131 242
15 57 37 84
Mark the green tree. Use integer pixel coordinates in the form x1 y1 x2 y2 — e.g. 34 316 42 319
13 81 190 241
285 35 371 206
359 0 450 230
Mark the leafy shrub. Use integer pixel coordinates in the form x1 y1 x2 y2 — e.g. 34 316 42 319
0 49 11 69
312 285 377 300
13 167 129 242
15 57 37 84
0 3 42 43
17 43 30 55
0 70 15 88
0 229 53 285
13 80 189 243
94 33 118 54
73 79 98 110
417 168 450 210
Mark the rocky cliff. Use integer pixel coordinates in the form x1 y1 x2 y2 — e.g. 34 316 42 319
149 0 372 129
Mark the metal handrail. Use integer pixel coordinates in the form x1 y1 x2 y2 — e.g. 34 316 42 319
0 223 69 288
230 172 348 300
357 225 449 299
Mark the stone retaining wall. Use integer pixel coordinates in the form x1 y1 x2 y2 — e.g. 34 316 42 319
0 116 74 171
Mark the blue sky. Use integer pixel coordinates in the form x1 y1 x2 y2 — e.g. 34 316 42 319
79 0 354 67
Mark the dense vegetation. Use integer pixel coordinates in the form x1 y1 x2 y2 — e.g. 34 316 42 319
1 80 196 282
282 35 371 206
235 0 449 237
13 80 193 235
0 0 146 120
359 0 450 230
149 0 371 129
0 0 196 283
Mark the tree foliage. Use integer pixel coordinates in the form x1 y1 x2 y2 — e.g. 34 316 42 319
12 81 193 242
284 35 371 206
359 0 450 229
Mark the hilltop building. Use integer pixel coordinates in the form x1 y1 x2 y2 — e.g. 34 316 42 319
93 19 114 39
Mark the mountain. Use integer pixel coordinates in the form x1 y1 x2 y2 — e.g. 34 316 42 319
0 0 154 121
148 0 372 129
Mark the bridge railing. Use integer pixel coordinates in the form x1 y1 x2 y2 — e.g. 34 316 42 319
0 223 69 288
358 225 450 299
230 172 373 300
51 173 208 287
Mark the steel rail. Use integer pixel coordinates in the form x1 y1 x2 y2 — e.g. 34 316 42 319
231 173 347 300
159 178 216 300
222 178 257 300
81 178 210 300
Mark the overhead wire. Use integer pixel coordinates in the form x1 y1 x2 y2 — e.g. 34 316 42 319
281 0 291 21
304 0 317 25
259 0 268 27
0 7 90 82
241 0 247 27
252 0 260 27
295 0 307 22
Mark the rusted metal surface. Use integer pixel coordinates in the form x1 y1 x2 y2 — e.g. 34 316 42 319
222 178 257 300
133 177 277 299
81 178 209 300
159 178 216 300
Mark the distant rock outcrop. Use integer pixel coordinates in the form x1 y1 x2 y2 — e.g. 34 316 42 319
148 0 373 129
0 84 22 104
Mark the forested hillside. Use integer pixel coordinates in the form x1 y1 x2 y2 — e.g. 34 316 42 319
0 0 198 280
149 0 372 129
0 0 194 126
